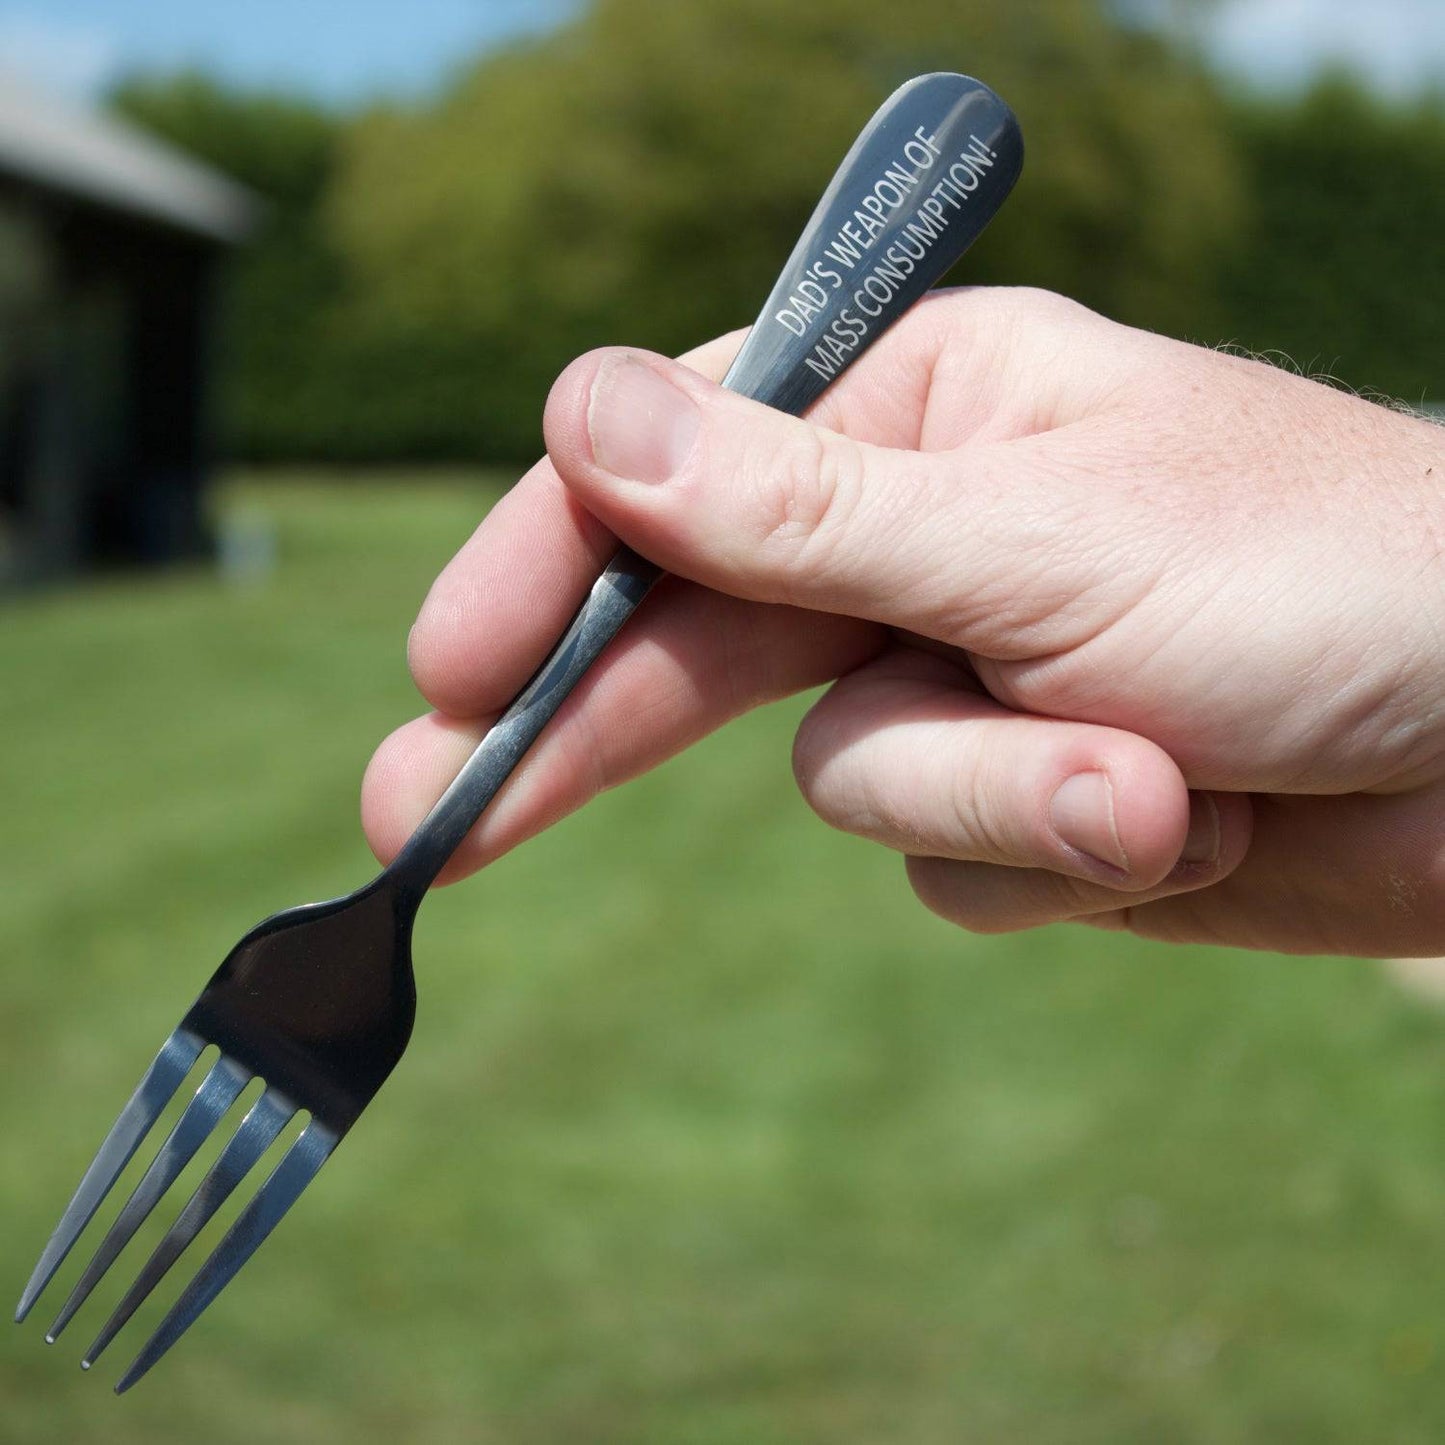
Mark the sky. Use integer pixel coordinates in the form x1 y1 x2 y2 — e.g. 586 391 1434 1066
0 0 579 104
0 0 1443 107
1209 0 1445 95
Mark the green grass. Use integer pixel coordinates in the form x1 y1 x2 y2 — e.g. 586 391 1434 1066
5 471 1445 1442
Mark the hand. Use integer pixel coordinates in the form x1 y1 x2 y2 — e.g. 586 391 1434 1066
362 288 1445 956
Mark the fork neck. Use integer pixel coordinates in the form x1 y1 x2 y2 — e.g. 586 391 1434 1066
380 549 662 914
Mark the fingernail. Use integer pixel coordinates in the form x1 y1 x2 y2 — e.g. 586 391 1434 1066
1180 792 1220 865
1050 771 1129 874
587 356 699 484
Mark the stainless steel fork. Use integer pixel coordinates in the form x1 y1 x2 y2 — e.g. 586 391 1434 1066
15 73 1022 1391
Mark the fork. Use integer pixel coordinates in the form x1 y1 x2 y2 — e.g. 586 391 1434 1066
15 71 1022 1392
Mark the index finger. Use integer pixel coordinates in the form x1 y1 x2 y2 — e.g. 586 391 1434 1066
408 330 747 718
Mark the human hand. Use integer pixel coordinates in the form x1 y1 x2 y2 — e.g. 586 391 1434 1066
362 288 1445 956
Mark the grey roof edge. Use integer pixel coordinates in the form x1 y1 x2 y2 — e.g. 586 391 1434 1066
0 76 260 244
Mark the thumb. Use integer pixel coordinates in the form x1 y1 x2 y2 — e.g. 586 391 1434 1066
542 347 1088 645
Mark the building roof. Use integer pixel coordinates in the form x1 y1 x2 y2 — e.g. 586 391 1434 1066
0 78 256 244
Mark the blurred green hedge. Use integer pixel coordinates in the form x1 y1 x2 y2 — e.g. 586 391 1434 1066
113 0 1444 465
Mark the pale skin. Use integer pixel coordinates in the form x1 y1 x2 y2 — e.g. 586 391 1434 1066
361 287 1445 957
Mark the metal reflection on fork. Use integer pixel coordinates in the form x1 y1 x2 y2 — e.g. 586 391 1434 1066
14 71 1023 1391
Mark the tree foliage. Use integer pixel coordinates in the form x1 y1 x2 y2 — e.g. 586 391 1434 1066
1209 76 1445 404
109 6 1442 464
327 0 1239 458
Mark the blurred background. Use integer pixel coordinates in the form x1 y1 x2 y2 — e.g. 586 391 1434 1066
3 0 1445 1440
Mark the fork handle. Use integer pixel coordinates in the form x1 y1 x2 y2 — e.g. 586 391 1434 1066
382 72 1023 907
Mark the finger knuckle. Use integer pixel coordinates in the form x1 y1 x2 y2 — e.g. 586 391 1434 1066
904 855 1012 934
751 428 864 593
1012 285 1096 326
943 284 1095 335
943 748 1017 864
790 704 836 813
792 745 873 839
407 599 465 712
1079 908 1133 933
905 854 969 924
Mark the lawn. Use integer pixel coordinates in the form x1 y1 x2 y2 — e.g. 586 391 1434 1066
4 471 1445 1443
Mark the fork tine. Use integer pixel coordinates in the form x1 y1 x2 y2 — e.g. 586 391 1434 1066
82 1087 297 1370
45 1056 252 1343
114 1118 339 1393
15 1028 204 1323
